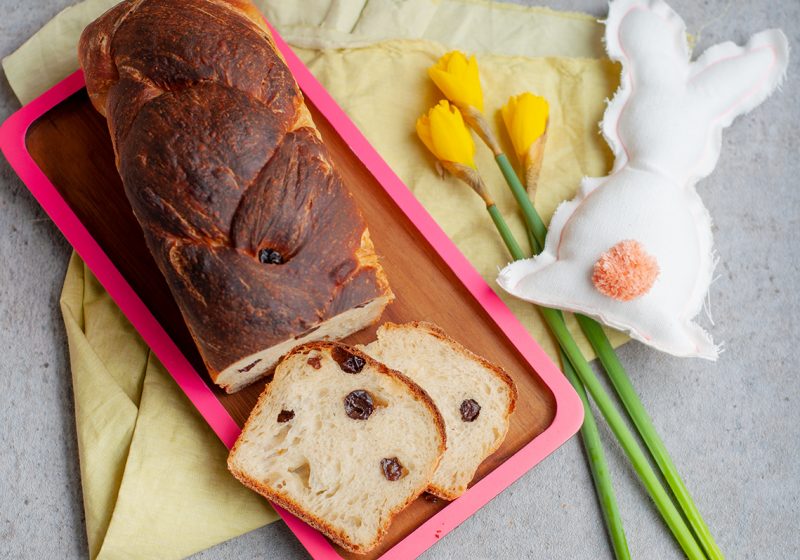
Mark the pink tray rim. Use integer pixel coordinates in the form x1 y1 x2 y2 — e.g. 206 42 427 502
0 24 583 560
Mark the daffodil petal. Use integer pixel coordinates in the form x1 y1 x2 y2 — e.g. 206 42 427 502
502 93 549 161
416 114 436 156
428 68 459 105
429 51 484 111
429 104 458 162
418 100 475 167
466 55 484 111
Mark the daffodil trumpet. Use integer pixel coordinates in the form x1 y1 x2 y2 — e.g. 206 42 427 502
416 99 477 169
428 51 484 112
502 92 550 200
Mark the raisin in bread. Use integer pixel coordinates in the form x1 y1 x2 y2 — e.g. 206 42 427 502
227 342 446 553
363 322 517 499
79 0 393 393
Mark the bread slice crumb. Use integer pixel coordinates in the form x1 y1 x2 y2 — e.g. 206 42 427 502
228 341 445 553
363 322 517 499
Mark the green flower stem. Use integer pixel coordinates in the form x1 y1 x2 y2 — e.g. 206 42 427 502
487 166 629 557
495 153 547 253
575 315 723 560
543 307 706 560
487 204 524 260
560 351 631 560
493 156 629 558
493 212 706 560
492 149 721 559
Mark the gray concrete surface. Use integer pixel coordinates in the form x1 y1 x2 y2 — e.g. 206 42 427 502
1 0 798 558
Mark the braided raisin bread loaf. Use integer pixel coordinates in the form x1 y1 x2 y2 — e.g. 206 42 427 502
78 0 393 392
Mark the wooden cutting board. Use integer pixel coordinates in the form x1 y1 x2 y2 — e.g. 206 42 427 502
23 85 558 559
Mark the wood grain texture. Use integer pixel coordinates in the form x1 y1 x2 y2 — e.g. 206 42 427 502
25 89 556 559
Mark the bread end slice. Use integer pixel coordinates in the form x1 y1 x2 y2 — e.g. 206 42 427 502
228 341 444 553
364 321 517 500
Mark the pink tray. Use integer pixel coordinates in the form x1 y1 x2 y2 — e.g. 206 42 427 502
0 23 582 560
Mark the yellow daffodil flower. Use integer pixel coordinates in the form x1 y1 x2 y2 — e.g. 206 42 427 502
416 100 476 168
501 93 549 163
428 51 484 112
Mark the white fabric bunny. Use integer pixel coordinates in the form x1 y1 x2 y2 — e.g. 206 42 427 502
497 0 789 359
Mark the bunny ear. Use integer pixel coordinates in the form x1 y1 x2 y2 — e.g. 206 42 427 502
689 29 789 127
601 0 692 172
604 0 690 83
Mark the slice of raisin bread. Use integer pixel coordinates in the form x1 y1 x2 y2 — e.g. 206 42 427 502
227 342 446 554
363 322 517 500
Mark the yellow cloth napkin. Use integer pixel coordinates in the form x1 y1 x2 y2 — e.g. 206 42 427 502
2 1 623 557
60 253 277 559
296 41 624 359
4 0 607 105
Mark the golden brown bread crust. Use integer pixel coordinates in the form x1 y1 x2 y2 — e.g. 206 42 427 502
78 0 392 384
227 341 447 553
397 321 518 416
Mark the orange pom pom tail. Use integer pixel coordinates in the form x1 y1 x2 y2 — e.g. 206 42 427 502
592 240 660 301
